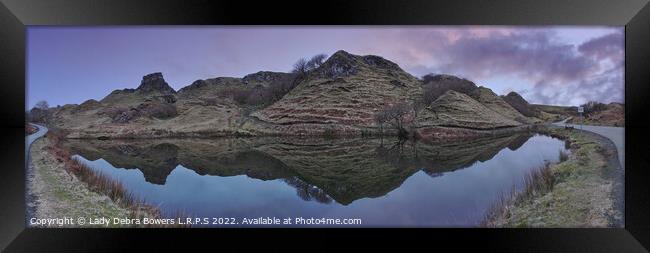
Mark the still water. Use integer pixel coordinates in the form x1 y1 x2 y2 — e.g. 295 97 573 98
65 133 568 227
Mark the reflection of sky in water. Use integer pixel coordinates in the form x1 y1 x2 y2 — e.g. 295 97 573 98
74 134 567 227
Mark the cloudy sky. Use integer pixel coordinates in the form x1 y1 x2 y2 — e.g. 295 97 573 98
27 26 623 109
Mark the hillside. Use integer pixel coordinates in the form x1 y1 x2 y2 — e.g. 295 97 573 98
419 74 537 124
468 87 538 124
49 72 247 138
530 104 578 122
39 50 545 140
252 50 422 127
417 90 521 129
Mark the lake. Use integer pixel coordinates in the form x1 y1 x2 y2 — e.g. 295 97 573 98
64 133 569 227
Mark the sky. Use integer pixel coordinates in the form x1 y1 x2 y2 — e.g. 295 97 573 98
26 26 624 109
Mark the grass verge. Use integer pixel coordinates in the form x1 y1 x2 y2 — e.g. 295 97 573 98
481 127 623 227
40 131 188 227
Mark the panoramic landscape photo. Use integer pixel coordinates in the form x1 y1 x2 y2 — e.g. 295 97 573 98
25 26 624 227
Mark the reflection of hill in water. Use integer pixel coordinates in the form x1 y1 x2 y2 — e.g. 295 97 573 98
63 133 534 205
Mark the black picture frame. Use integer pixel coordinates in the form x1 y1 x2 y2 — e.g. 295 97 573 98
1 0 649 252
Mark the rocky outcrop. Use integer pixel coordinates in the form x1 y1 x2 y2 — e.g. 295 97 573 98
136 72 176 95
100 73 177 106
242 71 296 85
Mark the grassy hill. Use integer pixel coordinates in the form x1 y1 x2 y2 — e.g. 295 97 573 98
38 50 549 140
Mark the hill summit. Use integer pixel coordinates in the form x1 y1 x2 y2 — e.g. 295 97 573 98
136 72 176 95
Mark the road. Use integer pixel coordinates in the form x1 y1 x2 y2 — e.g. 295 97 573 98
26 123 48 160
553 118 624 169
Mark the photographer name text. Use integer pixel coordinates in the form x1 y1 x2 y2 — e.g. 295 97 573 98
29 216 362 227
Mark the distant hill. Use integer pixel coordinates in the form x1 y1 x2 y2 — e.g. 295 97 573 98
502 92 541 118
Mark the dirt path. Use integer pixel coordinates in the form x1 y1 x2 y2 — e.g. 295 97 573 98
27 137 131 227
25 123 48 224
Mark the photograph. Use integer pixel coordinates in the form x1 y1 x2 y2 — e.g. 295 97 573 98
25 26 625 228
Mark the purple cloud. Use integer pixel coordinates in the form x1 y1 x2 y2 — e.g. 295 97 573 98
366 28 624 105
579 31 624 62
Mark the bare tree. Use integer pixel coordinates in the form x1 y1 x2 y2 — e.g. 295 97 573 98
35 100 49 110
306 54 327 70
580 101 607 116
293 53 328 75
377 103 412 138
415 95 439 120
292 58 308 74
29 100 51 123
374 110 388 134
411 99 426 125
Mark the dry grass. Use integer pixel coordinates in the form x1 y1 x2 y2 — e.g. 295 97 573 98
44 132 189 227
559 150 569 162
68 158 138 207
481 162 555 227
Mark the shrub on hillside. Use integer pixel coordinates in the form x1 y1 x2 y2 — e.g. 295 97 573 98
421 74 477 105
581 101 607 116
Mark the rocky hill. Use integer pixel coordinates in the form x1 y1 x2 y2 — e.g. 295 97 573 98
49 72 246 139
177 71 296 100
252 50 422 127
41 50 545 140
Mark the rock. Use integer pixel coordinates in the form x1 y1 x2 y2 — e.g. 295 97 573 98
243 71 294 84
113 110 139 123
315 50 360 78
362 54 401 70
136 72 176 95
154 95 177 104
